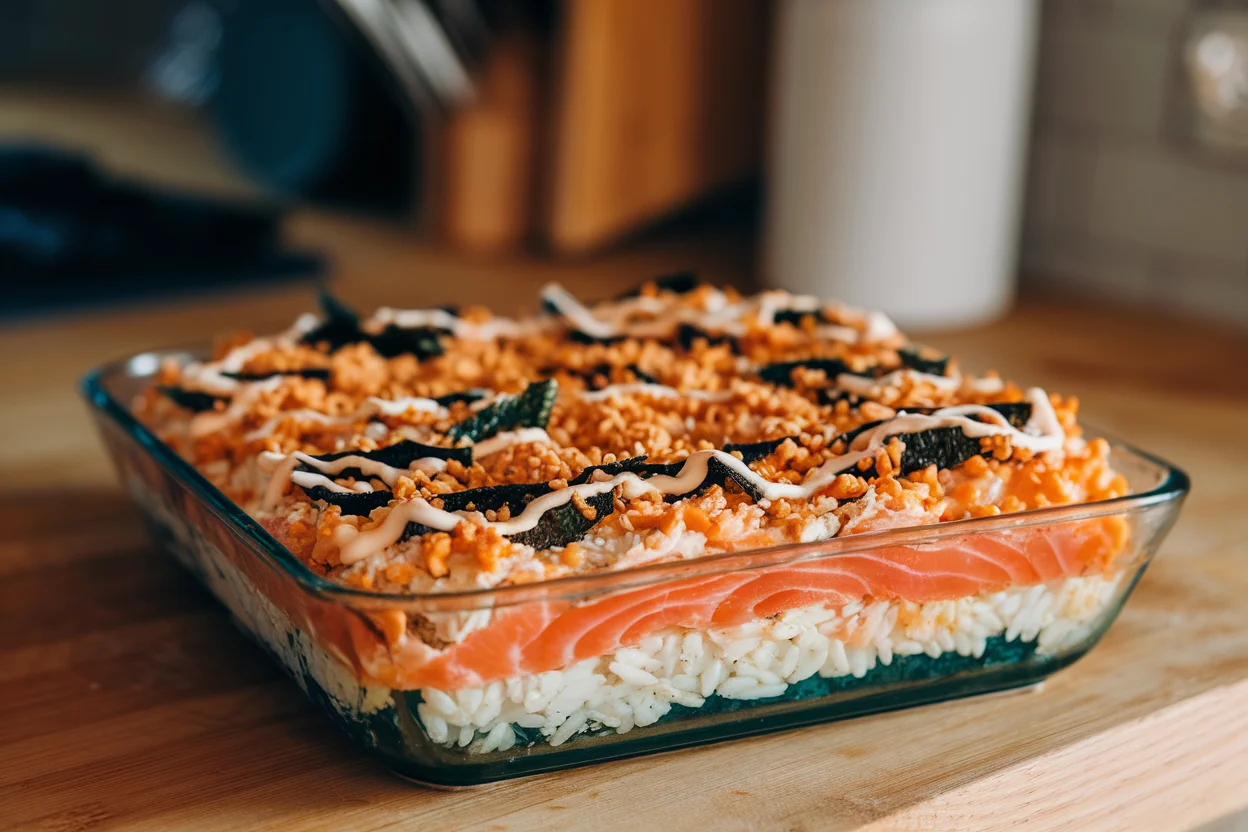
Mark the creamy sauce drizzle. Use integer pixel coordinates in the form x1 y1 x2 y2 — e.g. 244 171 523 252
538 284 898 345
332 387 1064 564
578 384 737 403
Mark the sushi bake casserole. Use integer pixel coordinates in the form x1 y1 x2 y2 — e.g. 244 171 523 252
88 276 1187 783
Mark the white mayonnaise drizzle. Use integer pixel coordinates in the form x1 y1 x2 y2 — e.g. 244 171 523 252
332 387 1065 564
578 384 737 403
189 377 284 439
180 314 319 396
365 306 552 341
537 283 898 346
243 396 452 442
835 369 1006 396
270 428 556 508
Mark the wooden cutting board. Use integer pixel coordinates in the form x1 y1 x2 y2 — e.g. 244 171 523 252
1 214 1246 831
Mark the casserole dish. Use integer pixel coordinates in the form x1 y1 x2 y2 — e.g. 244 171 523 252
82 285 1188 786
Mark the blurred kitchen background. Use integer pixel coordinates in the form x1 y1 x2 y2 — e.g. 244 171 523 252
0 0 1246 327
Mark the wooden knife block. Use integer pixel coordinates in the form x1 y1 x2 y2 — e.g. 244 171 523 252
438 0 770 255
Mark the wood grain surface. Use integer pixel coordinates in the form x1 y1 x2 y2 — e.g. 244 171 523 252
2 214 1246 831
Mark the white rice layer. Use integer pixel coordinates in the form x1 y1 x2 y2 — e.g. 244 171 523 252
416 571 1125 754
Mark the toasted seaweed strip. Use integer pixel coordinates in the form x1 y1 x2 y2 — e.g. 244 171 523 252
773 308 836 328
819 389 864 408
891 427 985 475
448 379 558 442
300 485 392 517
400 482 560 544
567 330 627 346
634 457 767 503
676 324 740 353
301 439 473 472
568 455 651 485
899 347 950 376
300 291 446 359
433 388 492 407
301 291 364 350
899 402 1032 429
509 490 616 549
436 482 554 514
617 271 698 299
564 363 661 389
368 325 446 360
158 386 224 413
222 368 331 381
757 358 855 386
721 436 799 463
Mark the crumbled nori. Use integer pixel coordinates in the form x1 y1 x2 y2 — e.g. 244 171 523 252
568 455 651 485
617 271 698 298
157 386 224 413
508 490 616 549
899 347 950 376
721 436 799 463
222 368 331 381
757 358 854 386
299 485 392 516
448 379 558 442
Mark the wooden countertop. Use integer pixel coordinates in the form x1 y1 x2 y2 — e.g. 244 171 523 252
3 214 1247 831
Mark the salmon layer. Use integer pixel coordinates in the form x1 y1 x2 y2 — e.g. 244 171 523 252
412 568 1128 753
356 516 1128 691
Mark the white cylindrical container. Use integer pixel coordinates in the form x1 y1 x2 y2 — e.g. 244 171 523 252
763 0 1039 329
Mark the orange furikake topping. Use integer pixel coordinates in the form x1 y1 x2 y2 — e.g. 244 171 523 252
140 282 1122 594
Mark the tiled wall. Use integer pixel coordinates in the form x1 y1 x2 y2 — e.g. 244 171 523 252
1021 0 1248 327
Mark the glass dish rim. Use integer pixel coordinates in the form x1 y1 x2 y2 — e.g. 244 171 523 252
82 349 1191 614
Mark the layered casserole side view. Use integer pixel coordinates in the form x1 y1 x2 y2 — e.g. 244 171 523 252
89 276 1187 782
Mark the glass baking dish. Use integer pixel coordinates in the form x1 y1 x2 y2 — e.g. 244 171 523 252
82 350 1189 787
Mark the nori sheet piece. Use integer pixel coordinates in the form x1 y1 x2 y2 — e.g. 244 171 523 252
433 388 492 407
569 363 660 389
300 291 365 351
436 482 554 514
299 291 447 359
299 485 392 516
638 456 769 502
448 379 558 442
222 368 331 381
722 436 799 463
157 386 224 413
508 490 617 549
757 358 856 386
567 329 627 346
901 401 1032 429
299 439 473 476
899 347 950 376
772 308 836 328
617 271 699 298
819 389 864 408
676 324 740 353
850 426 986 480
568 455 651 485
366 325 445 360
